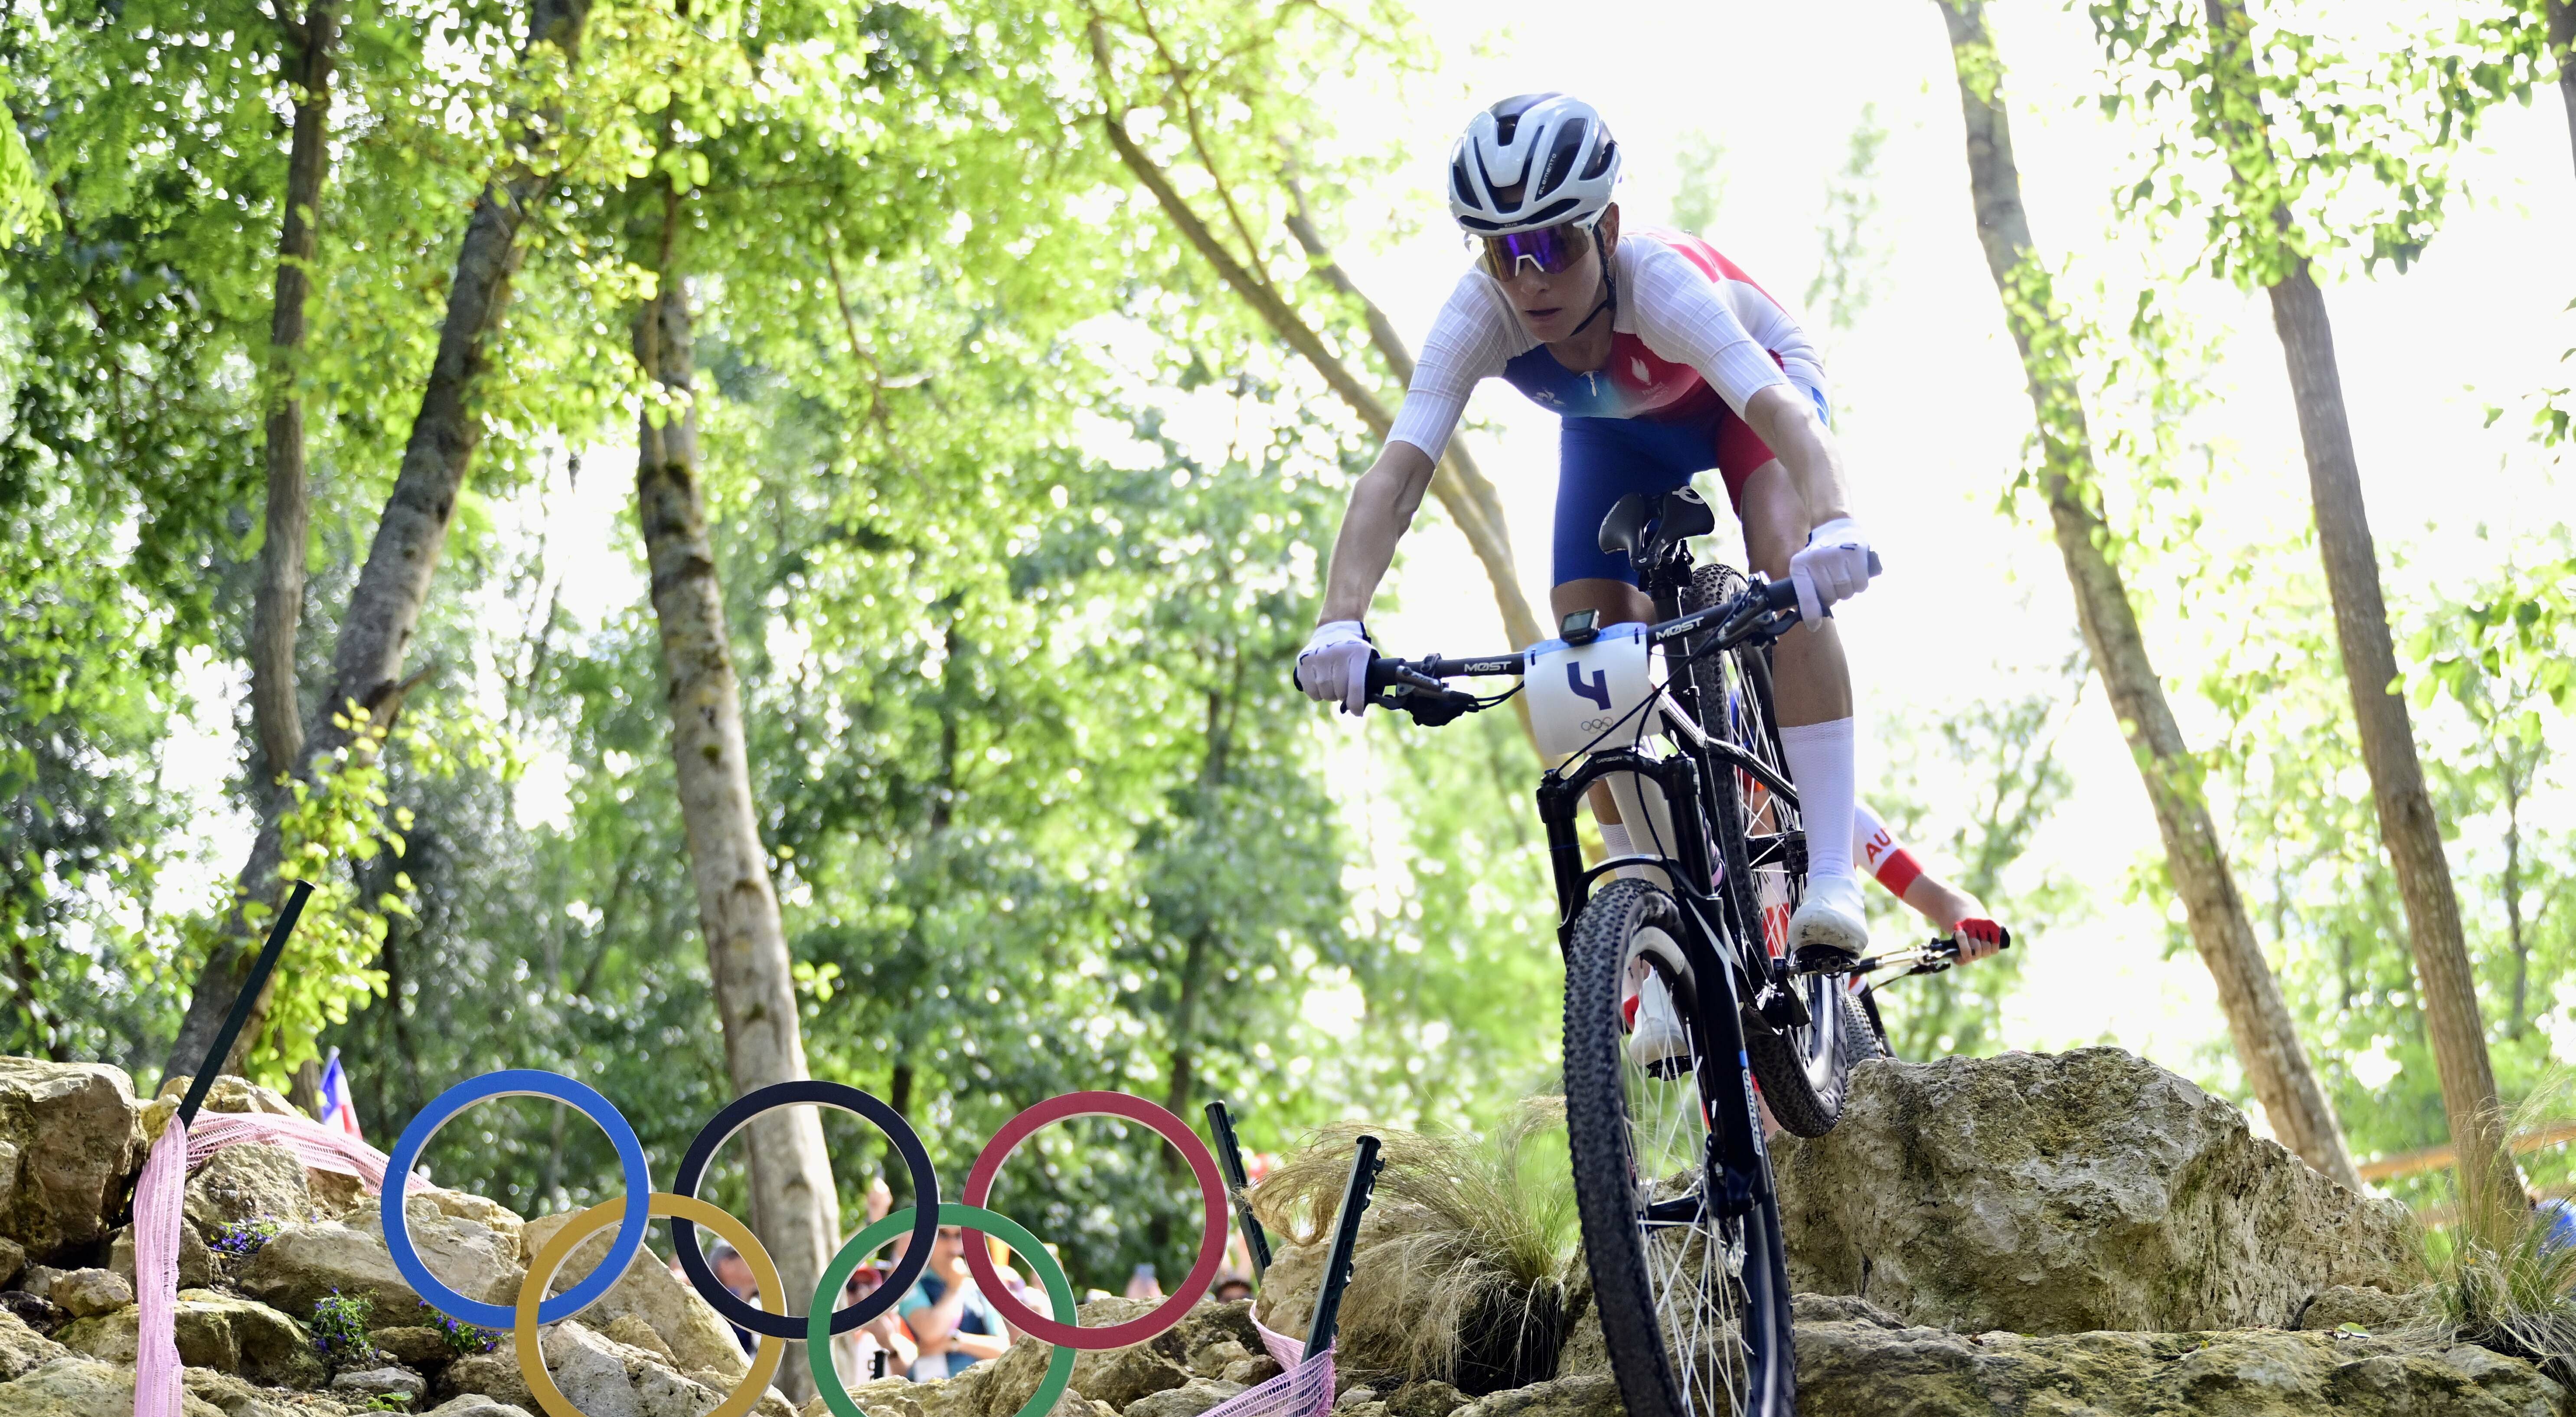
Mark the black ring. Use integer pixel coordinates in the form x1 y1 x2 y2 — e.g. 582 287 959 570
671 1080 940 1338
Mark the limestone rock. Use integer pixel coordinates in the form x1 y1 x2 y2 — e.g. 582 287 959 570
110 1217 217 1290
536 1318 736 1417
0 1355 228 1417
1793 1314 2567 1416
0 1060 146 1265
181 1367 305 1417
20 1261 66 1297
1384 1380 1469 1417
800 1376 922 1417
49 1268 132 1319
1772 1049 2423 1335
521 1209 741 1381
428 1397 537 1417
1446 1376 1619 1417
439 1351 537 1412
0 1234 24 1286
55 1289 320 1388
1550 1306 1604 1382
2 1303 69 1379
600 1313 677 1366
145 1077 303 1137
333 1365 428 1403
977 1297 1258 1417
54 1307 140 1364
1219 1356 1282 1387
237 1200 523 1321
185 1145 316 1234
2297 1283 2431 1334
1189 1338 1250 1378
372 1324 463 1369
1123 1378 1246 1417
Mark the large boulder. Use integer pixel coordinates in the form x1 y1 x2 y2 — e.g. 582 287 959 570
521 1208 741 1380
1793 1302 2567 1416
531 1317 793 1417
108 1217 217 1290
0 1355 227 1417
53 1290 323 1388
1771 1049 2422 1335
183 1144 315 1235
0 1060 147 1265
235 1196 523 1322
974 1297 1261 1417
1 1304 69 1379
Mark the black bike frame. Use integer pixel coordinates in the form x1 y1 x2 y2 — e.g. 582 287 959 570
1531 547 1787 1221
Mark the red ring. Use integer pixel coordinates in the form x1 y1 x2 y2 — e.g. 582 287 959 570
960 1091 1229 1350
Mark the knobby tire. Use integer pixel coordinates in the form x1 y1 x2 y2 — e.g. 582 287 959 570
1563 878 1796 1417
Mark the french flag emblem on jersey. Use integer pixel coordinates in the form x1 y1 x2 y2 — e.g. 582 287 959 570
317 1048 362 1139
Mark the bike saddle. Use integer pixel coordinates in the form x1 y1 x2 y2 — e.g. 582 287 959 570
1596 492 1654 562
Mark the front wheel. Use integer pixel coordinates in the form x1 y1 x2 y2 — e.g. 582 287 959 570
1563 879 1795 1417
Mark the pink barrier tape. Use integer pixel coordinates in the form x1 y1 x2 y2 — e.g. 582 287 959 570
131 1108 395 1417
185 1110 392 1190
1201 1317 1333 1417
131 1116 188 1417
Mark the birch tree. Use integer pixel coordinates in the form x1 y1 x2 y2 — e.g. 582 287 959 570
2093 0 2534 1221
1936 0 2358 1186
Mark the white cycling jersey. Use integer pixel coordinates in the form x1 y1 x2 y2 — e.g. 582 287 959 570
1385 228 1825 463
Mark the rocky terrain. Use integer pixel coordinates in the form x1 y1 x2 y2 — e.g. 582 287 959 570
0 1047 2562 1417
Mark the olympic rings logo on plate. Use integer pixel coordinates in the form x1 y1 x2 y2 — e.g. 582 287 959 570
383 1073 1230 1417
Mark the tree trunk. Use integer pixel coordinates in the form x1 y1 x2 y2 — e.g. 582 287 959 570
248 0 340 791
2552 1 2575 183
163 0 593 1084
633 190 838 1401
2265 265 2517 1223
1936 0 2361 1186
1096 112 1549 697
2504 780 2527 1037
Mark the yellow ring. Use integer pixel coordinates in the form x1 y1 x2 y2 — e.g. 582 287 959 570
514 1192 786 1417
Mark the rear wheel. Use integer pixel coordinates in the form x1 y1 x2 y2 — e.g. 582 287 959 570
1563 879 1795 1417
1681 564 1864 1138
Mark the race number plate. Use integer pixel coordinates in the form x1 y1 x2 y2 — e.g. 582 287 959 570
1525 624 1662 758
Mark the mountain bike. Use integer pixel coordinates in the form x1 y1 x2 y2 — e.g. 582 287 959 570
1306 487 1878 1417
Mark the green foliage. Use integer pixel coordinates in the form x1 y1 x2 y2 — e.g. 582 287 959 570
1804 105 1887 336
1865 651 2086 1060
1248 1105 1578 1390
308 1289 378 1369
2089 0 2545 278
1668 129 1728 237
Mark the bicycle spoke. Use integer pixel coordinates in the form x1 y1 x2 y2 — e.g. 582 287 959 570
1616 975 1751 1417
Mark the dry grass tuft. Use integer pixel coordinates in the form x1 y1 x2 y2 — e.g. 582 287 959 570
1248 1099 1581 1393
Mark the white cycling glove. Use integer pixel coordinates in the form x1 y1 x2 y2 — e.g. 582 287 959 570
1297 621 1375 716
1789 517 1876 624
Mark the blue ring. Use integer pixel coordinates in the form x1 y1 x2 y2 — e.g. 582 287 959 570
382 1070 653 1329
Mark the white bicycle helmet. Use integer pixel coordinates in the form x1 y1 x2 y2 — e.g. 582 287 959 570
1447 93 1622 235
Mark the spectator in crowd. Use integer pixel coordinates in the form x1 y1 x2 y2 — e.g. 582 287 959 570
900 1225 1010 1379
710 1242 761 1356
833 1260 918 1384
1211 1275 1252 1304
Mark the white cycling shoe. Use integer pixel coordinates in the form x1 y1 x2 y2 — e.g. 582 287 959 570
1787 871 1870 973
1627 970 1692 1078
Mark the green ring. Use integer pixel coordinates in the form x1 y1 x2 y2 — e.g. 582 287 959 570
808 1203 1076 1417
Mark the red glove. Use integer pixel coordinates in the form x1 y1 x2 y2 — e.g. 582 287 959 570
1953 918 2011 963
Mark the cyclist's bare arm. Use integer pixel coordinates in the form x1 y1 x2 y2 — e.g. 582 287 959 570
1738 385 1854 545
1319 440 1437 625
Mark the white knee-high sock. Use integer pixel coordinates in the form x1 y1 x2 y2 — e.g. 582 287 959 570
1598 821 1651 880
1780 718 1857 884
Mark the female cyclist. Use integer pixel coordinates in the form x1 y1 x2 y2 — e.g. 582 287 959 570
1297 92 1881 965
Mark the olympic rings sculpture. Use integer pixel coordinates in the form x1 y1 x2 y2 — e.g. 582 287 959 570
384 1072 1231 1417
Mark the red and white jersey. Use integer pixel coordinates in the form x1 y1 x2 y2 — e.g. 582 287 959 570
1387 228 1825 461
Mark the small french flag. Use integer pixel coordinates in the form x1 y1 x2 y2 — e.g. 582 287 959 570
317 1048 362 1140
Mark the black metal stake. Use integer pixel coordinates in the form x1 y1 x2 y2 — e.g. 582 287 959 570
173 880 315 1129
1205 1099 1274 1282
1303 1133 1382 1362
